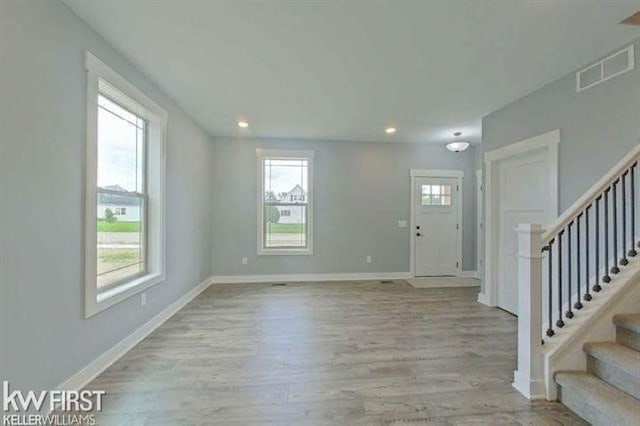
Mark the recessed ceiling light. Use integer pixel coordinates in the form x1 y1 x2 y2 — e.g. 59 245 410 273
385 127 396 134
237 121 249 128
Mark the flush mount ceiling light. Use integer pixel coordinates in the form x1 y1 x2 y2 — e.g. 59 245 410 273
237 120 249 128
445 132 470 152
385 127 396 134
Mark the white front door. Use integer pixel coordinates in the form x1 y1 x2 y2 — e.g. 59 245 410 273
497 149 552 314
414 177 460 276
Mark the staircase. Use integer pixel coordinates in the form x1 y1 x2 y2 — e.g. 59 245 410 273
555 314 640 425
511 144 640 423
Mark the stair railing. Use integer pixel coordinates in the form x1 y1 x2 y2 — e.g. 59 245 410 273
513 143 640 399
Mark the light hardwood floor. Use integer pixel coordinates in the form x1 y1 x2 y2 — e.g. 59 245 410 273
86 280 585 425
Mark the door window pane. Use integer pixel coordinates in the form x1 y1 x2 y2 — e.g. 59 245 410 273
421 185 451 206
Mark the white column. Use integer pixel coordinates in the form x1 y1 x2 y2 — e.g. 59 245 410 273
512 223 545 399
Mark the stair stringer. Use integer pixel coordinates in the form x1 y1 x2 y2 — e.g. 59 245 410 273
541 260 640 400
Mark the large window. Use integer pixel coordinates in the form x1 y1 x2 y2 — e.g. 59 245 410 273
85 52 167 317
96 94 146 289
257 149 314 255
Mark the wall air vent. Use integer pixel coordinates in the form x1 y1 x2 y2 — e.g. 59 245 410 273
576 45 634 92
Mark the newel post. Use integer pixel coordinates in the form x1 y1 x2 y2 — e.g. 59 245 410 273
512 223 545 399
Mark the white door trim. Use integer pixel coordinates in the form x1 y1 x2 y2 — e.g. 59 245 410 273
409 169 464 277
479 129 559 307
410 169 465 178
476 169 483 280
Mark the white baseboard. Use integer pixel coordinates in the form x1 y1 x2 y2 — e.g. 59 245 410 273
460 270 479 279
56 276 213 392
512 370 546 400
210 272 412 284
477 292 491 306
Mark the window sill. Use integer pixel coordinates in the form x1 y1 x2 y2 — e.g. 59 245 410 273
85 272 164 318
258 248 314 256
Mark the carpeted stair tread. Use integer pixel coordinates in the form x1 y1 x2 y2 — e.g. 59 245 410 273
555 371 640 425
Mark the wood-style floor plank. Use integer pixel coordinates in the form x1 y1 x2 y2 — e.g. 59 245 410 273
83 280 585 425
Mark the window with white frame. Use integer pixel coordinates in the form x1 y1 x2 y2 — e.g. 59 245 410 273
85 52 167 317
257 149 313 255
421 184 452 206
96 94 146 288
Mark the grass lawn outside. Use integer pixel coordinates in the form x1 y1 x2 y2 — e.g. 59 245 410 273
97 220 140 232
266 223 304 233
99 250 139 263
97 247 143 288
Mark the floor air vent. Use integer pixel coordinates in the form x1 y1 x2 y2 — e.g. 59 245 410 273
380 280 394 284
271 283 287 286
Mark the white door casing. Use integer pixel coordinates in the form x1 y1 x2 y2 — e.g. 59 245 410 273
477 170 483 279
410 170 463 277
480 130 559 312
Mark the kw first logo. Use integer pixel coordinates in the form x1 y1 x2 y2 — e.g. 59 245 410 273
3 381 105 426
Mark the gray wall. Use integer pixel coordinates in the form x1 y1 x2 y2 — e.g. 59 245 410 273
480 38 640 295
0 0 213 394
483 38 640 212
211 137 478 275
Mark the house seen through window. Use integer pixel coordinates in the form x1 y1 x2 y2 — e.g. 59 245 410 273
258 150 313 254
96 94 146 289
85 52 166 317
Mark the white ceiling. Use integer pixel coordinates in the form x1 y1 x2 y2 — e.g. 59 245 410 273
63 0 640 145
